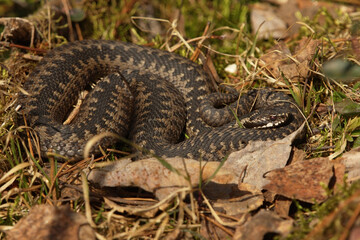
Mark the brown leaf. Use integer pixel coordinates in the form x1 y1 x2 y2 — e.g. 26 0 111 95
88 158 236 200
289 147 307 164
7 205 95 240
233 210 293 240
212 193 264 216
88 125 304 201
250 4 288 39
104 197 160 218
263 158 334 203
226 125 304 193
333 161 346 193
274 196 293 218
260 38 320 84
338 146 360 182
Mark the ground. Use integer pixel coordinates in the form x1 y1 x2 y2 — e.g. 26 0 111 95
0 0 360 239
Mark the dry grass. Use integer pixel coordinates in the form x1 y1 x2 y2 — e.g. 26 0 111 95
0 0 360 239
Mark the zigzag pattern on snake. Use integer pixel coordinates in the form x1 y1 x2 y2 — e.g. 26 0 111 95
18 40 303 161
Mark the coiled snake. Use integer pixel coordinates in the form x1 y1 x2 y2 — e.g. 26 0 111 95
18 40 303 161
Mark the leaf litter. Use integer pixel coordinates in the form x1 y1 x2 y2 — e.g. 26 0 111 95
1 0 360 239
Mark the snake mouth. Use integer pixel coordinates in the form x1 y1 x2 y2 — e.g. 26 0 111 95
240 112 292 129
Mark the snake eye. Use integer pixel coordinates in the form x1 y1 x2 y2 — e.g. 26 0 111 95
269 115 277 121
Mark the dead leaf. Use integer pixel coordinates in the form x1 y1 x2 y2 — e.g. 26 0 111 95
87 123 303 220
104 197 160 218
263 158 333 203
334 97 360 115
338 147 360 182
233 209 293 240
260 38 320 84
333 161 346 193
225 124 304 193
212 193 264 216
250 4 288 39
274 196 293 218
263 190 276 203
289 147 307 164
88 158 236 200
88 124 304 204
6 205 95 240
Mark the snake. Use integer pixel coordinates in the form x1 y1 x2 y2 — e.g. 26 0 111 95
17 40 303 161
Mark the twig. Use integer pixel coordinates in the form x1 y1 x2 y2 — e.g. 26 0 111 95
0 41 47 53
190 21 211 61
61 0 75 42
306 189 360 239
201 214 235 237
339 201 360 240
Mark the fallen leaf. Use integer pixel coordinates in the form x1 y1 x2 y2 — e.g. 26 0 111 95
250 4 288 39
260 38 320 84
88 158 236 200
338 147 360 182
0 17 36 45
233 209 293 240
7 205 95 240
212 193 264 216
263 190 277 203
225 124 304 192
334 98 360 116
316 103 332 116
274 196 293 218
263 158 334 203
289 147 307 164
333 161 346 193
88 124 304 204
104 197 160 218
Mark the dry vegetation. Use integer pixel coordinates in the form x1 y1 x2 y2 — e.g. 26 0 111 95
0 0 360 239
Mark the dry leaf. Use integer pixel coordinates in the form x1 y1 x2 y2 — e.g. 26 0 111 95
333 161 346 193
225 124 304 193
88 125 304 203
88 124 302 204
212 193 264 216
263 158 334 203
290 147 307 164
250 4 288 39
88 158 236 200
104 197 160 218
233 209 293 240
338 147 360 182
7 205 95 240
261 38 320 84
274 196 293 218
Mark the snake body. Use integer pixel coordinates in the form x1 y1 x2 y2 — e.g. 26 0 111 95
18 40 303 161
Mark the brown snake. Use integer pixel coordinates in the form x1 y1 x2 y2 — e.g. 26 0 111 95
18 40 303 161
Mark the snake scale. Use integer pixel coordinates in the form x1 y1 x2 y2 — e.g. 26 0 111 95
18 40 303 161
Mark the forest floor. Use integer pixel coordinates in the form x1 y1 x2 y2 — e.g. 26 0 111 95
0 0 360 239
